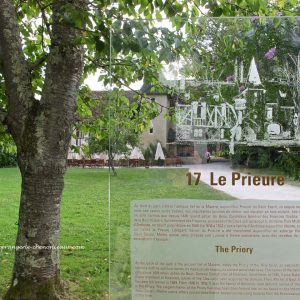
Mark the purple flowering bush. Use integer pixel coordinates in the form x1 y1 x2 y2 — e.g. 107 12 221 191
226 75 235 82
264 47 277 59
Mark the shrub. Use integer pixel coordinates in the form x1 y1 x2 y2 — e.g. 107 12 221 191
0 138 17 168
247 147 270 169
230 145 249 167
231 145 300 181
143 143 156 163
231 146 271 169
274 151 300 180
0 151 17 167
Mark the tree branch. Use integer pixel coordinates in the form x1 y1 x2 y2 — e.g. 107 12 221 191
87 57 172 112
28 54 49 71
36 0 54 41
111 74 169 112
0 0 35 145
85 57 132 68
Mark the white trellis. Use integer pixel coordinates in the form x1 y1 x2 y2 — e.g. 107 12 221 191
175 57 300 154
176 101 237 141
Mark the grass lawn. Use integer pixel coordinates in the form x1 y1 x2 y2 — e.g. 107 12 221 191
0 167 232 299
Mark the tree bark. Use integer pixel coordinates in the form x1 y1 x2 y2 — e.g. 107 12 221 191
0 0 87 298
108 152 117 176
4 164 64 300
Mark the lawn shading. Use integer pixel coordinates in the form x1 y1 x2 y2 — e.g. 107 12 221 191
0 167 232 299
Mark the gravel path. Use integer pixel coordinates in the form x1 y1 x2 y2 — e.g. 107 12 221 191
189 162 300 201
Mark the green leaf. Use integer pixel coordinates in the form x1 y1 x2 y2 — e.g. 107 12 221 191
273 18 281 28
112 35 123 53
248 0 261 12
128 41 141 52
213 7 223 17
95 39 106 52
138 37 148 49
123 22 132 35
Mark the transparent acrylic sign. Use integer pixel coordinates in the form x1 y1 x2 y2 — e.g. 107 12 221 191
131 199 300 300
109 16 300 300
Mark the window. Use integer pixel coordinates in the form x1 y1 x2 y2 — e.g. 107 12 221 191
75 130 84 146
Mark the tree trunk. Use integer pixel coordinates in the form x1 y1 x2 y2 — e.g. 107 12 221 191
108 152 117 176
4 160 66 300
0 1 87 298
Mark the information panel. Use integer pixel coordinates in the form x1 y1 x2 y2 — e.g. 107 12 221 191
131 200 300 300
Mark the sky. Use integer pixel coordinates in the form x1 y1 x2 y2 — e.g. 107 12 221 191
85 71 144 91
84 63 183 91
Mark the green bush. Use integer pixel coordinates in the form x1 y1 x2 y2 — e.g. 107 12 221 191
231 145 300 181
0 138 17 168
0 151 17 167
230 145 250 167
143 143 156 163
274 151 300 180
143 142 166 165
231 146 271 169
216 146 230 158
247 147 270 169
